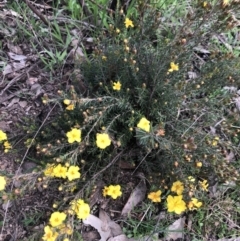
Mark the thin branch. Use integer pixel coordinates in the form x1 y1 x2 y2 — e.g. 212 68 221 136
23 0 49 26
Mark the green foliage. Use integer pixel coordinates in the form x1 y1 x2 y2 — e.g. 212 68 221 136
37 0 240 194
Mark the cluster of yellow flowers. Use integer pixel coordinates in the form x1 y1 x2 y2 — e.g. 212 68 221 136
70 199 90 220
63 99 75 110
44 164 81 181
0 130 12 153
102 185 122 199
42 211 72 241
66 118 152 148
148 180 207 214
65 117 152 151
66 128 112 149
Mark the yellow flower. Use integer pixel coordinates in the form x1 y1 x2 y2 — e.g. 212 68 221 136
137 117 150 132
222 0 229 7
191 198 202 208
0 176 6 191
102 186 109 197
96 133 111 149
102 56 107 61
42 225 58 241
171 181 184 195
4 141 12 150
66 128 81 143
188 198 202 210
112 81 122 91
167 195 187 214
124 18 134 28
107 185 122 199
66 104 74 110
168 62 179 72
53 164 67 179
60 224 73 235
76 202 90 220
188 176 195 182
0 130 7 142
71 199 84 212
71 199 90 220
66 166 81 181
4 141 12 153
44 164 55 177
49 211 67 227
116 28 120 34
211 137 219 146
187 201 194 210
148 190 162 203
199 180 208 191
203 1 208 7
196 161 202 167
63 99 71 105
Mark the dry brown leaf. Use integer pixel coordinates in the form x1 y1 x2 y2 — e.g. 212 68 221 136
193 46 210 54
2 201 12 211
3 9 23 18
69 46 85 62
108 221 123 237
0 121 11 131
99 209 111 233
83 214 111 241
8 52 27 61
3 61 28 75
99 209 123 237
30 83 43 97
165 217 185 240
121 179 146 216
7 42 23 55
225 151 235 162
27 77 39 85
71 39 79 47
6 97 19 108
18 101 28 108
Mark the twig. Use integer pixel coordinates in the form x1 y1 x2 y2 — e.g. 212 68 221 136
23 0 49 26
92 150 124 180
181 113 205 138
0 63 36 96
136 204 151 229
0 103 57 237
132 151 151 175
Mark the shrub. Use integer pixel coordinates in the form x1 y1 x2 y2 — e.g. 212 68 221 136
2 0 240 240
